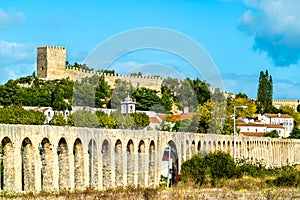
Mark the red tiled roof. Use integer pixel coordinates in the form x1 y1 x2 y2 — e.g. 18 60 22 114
149 117 160 123
264 113 293 119
241 132 265 137
42 108 50 112
238 122 284 129
157 114 167 120
170 113 196 121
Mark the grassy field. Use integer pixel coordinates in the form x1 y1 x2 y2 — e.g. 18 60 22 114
1 183 300 200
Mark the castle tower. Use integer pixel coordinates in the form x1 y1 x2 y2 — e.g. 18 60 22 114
37 46 66 80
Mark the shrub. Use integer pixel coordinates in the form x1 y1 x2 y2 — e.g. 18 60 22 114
271 171 300 187
180 151 236 186
49 114 66 126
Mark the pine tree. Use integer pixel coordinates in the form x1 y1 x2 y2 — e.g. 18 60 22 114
257 70 273 114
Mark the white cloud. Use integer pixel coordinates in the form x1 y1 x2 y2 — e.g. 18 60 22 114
0 8 25 29
239 0 300 66
0 40 36 84
0 39 35 65
0 63 35 84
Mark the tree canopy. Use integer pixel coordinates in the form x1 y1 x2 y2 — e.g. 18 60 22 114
257 70 273 114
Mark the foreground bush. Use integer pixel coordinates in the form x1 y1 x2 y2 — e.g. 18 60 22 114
180 150 300 188
181 151 236 186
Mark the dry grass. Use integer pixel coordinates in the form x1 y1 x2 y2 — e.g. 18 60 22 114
2 180 300 200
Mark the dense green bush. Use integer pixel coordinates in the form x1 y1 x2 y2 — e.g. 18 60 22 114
0 106 46 125
72 110 99 128
180 151 300 188
272 171 300 187
49 114 66 126
181 151 236 186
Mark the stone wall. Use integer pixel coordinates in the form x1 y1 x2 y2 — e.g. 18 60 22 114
36 46 163 91
0 124 299 193
273 99 300 111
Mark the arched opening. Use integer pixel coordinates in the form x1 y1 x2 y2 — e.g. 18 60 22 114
115 139 123 186
101 139 110 189
186 140 190 159
88 139 98 188
203 141 207 152
148 140 155 186
58 137 69 190
126 140 134 186
161 140 179 187
73 138 84 189
191 140 195 156
1 137 14 191
227 141 231 152
217 141 221 150
197 141 201 153
138 140 146 186
21 137 35 192
181 142 184 162
40 138 53 191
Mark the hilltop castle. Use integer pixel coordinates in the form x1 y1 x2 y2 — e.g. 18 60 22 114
37 46 163 90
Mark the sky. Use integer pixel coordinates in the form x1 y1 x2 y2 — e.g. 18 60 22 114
1 0 300 99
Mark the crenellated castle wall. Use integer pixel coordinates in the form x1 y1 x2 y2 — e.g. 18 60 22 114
37 46 163 90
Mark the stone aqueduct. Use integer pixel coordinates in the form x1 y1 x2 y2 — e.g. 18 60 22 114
0 124 300 193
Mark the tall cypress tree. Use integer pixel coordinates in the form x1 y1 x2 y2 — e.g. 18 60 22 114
257 70 273 114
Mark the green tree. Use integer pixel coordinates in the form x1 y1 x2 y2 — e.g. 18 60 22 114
51 86 69 111
297 104 300 113
130 112 150 129
96 111 116 128
227 97 257 118
197 101 211 133
263 130 279 138
112 110 134 129
67 114 75 126
187 77 211 105
110 79 135 109
0 106 46 125
72 110 99 127
131 87 160 111
49 114 66 126
95 75 111 108
289 127 300 139
257 70 273 114
279 105 300 126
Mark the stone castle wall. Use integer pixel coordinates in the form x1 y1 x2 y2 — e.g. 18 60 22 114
37 46 163 90
273 99 300 111
0 124 299 193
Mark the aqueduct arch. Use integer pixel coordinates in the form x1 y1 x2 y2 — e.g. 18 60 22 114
0 125 298 193
21 137 35 192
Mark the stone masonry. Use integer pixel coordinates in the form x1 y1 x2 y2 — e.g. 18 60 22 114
36 46 163 91
0 124 300 193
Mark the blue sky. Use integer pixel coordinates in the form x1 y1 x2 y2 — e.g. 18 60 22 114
1 0 300 99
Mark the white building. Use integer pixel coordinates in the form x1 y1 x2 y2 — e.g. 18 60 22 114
120 95 136 114
238 121 285 137
237 113 294 138
260 113 294 137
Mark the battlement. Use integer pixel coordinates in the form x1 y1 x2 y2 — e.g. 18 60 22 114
38 45 66 50
37 45 163 90
273 99 300 111
64 66 164 90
